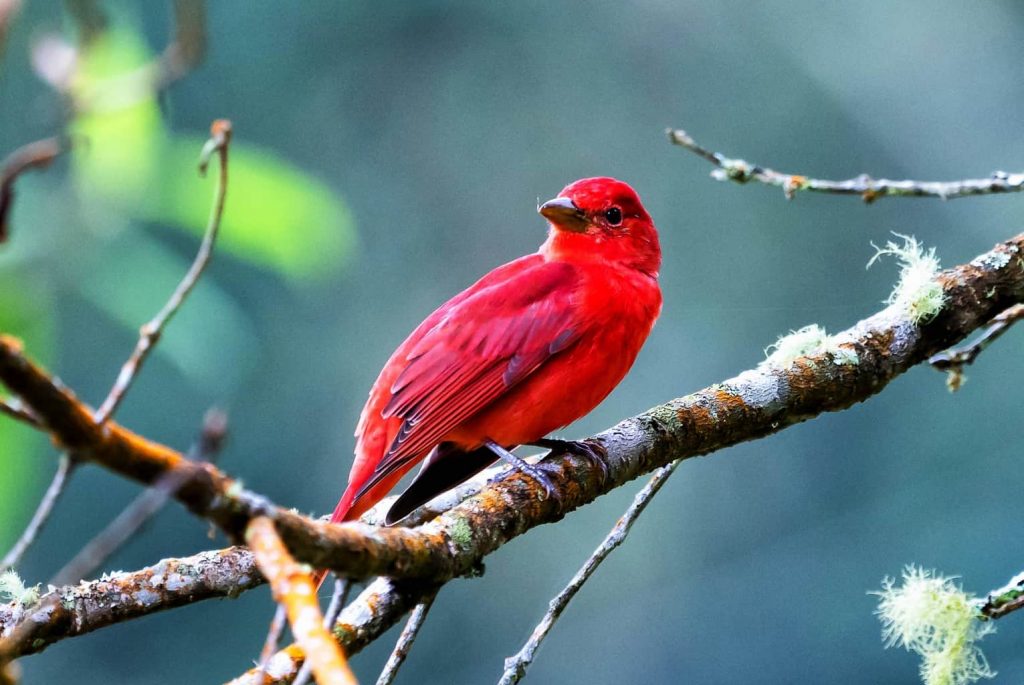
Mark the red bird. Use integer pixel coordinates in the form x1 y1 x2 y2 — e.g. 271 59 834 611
331 177 662 528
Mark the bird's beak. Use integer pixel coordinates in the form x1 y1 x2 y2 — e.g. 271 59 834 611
538 196 588 233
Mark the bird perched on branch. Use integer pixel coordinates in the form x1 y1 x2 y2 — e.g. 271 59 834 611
329 177 662 532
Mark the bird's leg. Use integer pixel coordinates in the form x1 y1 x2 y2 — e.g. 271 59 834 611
484 439 561 503
527 438 610 485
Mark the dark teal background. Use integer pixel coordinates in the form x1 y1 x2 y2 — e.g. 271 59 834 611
2 2 1022 683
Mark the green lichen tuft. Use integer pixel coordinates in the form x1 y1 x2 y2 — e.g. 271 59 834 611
450 518 473 551
761 324 859 368
874 566 995 685
867 233 946 324
0 570 40 606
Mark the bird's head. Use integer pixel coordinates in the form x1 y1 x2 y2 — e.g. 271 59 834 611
538 177 661 276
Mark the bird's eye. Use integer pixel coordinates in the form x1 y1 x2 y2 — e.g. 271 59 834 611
604 207 622 226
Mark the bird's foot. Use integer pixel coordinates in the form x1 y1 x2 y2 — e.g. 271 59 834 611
485 439 563 505
528 438 610 486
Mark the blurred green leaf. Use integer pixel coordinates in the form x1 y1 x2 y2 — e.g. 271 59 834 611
0 274 54 551
69 23 355 280
77 235 259 394
159 138 355 278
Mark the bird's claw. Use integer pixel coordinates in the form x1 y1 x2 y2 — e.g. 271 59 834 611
529 438 610 486
520 460 563 505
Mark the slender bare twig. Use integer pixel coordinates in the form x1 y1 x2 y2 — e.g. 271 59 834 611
375 590 438 685
159 0 206 89
246 517 357 685
667 128 1024 203
257 605 289 674
929 303 1024 391
0 399 38 429
979 570 1024 621
323 577 352 630
0 137 62 243
293 577 353 685
45 0 205 111
499 460 681 685
50 409 228 586
0 456 74 573
0 0 21 63
95 119 231 421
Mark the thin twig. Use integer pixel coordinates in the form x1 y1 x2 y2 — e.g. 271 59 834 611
50 409 228 586
499 460 681 685
45 0 205 110
667 128 1024 203
94 118 231 422
0 0 21 62
0 455 75 573
323 577 352 630
293 577 353 685
0 137 62 243
246 517 357 685
979 570 1024 620
257 605 288 673
375 590 439 685
0 399 38 429
929 303 1024 391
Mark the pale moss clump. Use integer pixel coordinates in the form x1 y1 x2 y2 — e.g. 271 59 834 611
761 324 859 368
0 570 40 607
867 233 946 324
874 566 995 685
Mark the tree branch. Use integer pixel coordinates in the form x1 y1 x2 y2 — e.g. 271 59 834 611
667 128 1024 202
230 578 437 685
0 546 262 659
246 517 356 685
0 137 62 243
2 119 230 576
49 408 228 586
980 570 1024 621
1 230 1023 672
929 303 1024 390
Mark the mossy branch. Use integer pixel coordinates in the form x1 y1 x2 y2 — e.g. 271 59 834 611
1 229 1015 674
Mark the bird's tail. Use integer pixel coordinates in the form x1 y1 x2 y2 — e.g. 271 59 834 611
311 488 359 590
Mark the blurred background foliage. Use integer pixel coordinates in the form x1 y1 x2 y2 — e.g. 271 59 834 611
1 1 1022 683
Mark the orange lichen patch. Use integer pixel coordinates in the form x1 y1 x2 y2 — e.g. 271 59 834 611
677 400 716 434
246 517 356 685
712 389 749 416
784 359 821 394
783 175 807 199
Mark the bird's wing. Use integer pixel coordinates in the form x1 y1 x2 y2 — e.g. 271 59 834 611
354 260 583 499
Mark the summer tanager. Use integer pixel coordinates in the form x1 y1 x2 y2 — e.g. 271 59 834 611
329 177 662 533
